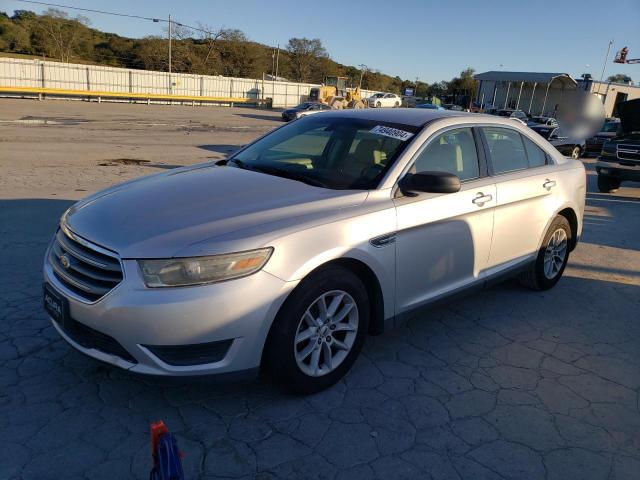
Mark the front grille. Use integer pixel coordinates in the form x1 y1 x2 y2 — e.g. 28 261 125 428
144 340 233 366
48 229 123 302
56 316 136 363
617 144 640 162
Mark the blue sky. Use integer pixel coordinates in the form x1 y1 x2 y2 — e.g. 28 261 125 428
4 0 640 83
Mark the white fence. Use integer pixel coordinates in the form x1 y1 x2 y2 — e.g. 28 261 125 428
0 57 380 108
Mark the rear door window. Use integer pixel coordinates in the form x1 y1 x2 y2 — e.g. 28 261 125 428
481 127 529 174
522 135 548 167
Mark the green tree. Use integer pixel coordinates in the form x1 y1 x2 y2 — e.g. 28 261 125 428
285 38 328 82
607 73 633 85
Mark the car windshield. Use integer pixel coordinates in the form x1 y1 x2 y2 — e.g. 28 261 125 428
296 102 315 109
496 110 512 117
531 117 546 123
373 93 385 98
602 121 619 133
229 116 420 190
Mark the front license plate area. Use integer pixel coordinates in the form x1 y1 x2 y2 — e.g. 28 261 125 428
43 283 69 328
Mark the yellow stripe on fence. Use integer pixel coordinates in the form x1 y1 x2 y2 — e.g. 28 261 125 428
0 86 267 104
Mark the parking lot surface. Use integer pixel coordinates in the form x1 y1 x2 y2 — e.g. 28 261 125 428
1 99 639 479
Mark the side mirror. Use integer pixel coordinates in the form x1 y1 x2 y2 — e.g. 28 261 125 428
399 171 461 195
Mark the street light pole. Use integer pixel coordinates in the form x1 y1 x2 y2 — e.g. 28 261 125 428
275 44 280 80
597 40 613 97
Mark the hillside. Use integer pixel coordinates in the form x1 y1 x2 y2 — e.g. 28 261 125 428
0 8 413 93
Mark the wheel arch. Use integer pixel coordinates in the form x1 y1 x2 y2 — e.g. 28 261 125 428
557 207 579 251
271 257 386 337
259 257 387 371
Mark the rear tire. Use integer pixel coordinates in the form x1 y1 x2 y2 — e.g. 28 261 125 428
519 216 571 291
264 266 369 394
597 174 620 193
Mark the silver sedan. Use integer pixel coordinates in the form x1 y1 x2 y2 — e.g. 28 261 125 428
43 109 586 393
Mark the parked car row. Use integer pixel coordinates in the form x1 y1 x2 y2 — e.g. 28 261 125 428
282 99 625 168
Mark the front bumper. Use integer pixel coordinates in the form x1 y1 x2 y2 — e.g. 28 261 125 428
44 250 296 376
596 158 640 181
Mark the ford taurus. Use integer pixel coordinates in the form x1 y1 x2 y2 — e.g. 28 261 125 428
43 109 586 393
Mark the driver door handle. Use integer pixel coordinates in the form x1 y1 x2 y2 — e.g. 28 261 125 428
472 192 493 206
543 179 556 190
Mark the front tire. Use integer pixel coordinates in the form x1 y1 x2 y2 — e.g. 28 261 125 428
597 174 620 193
519 216 571 291
376 101 381 108
264 266 369 394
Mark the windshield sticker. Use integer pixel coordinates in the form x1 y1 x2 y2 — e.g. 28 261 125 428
370 125 414 141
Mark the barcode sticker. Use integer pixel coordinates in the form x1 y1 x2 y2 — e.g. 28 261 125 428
370 125 414 141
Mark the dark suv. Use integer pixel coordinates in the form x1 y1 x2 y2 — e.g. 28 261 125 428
596 99 640 192
585 118 621 156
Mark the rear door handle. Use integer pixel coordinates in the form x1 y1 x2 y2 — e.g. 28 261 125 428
472 192 493 206
543 179 556 190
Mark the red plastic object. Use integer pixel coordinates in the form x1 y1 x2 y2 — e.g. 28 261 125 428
151 420 169 460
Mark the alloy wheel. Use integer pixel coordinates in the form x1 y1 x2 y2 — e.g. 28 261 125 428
571 146 580 159
543 228 568 279
294 290 359 377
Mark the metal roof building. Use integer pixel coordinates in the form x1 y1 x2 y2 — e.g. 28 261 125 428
474 71 578 117
474 70 640 118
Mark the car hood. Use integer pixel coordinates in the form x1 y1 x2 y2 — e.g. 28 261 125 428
591 132 616 139
617 99 640 134
64 164 368 258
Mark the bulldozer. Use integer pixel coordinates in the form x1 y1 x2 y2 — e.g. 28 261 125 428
308 76 366 109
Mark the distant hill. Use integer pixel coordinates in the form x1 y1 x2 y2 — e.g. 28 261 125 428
0 9 412 93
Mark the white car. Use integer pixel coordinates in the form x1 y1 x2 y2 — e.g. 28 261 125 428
44 109 586 393
368 92 402 108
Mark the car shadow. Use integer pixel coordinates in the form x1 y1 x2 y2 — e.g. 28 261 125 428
235 113 283 122
0 198 76 279
197 144 242 155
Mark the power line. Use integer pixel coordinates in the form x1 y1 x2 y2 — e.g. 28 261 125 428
14 0 217 36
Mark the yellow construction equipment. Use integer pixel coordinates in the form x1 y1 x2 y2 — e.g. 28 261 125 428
308 76 366 109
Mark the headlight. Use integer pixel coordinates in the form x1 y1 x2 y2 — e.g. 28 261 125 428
138 248 273 287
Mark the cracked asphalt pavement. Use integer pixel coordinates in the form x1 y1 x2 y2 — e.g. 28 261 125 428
1 100 639 479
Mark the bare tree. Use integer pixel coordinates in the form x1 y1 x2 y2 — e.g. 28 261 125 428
36 8 89 62
197 23 226 66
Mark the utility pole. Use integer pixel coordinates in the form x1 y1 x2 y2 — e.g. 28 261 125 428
168 14 172 74
415 76 419 97
275 44 280 80
271 49 275 78
597 40 613 96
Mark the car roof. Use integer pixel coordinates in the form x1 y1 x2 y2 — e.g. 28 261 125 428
308 107 473 127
